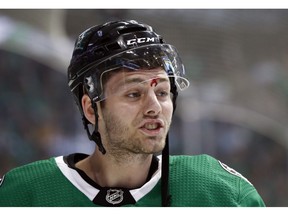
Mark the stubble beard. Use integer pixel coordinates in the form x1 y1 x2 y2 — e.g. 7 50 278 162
101 110 171 163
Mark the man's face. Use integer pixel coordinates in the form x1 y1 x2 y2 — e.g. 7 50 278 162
98 68 173 156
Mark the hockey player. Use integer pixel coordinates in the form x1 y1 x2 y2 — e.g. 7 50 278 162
0 20 265 207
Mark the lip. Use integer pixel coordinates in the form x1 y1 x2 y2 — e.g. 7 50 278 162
139 119 164 136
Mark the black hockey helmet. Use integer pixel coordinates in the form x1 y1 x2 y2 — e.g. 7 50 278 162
68 20 188 113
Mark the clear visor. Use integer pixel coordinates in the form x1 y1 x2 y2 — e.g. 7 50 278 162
83 44 190 102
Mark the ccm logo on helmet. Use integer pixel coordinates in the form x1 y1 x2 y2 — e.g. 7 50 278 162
126 37 156 46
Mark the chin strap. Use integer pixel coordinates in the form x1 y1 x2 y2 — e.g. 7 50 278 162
161 135 171 207
90 130 106 154
161 80 178 207
83 101 106 155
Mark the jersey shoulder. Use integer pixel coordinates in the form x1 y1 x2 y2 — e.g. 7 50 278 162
169 154 265 207
1 157 59 182
170 154 251 184
0 157 61 206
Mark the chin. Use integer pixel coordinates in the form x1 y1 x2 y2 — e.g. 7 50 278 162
150 142 166 154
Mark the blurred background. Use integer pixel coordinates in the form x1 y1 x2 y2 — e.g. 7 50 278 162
0 9 287 206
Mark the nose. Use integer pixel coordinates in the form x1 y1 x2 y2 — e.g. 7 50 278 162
143 90 162 116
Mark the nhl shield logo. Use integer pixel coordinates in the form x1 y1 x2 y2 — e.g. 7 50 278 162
106 189 124 205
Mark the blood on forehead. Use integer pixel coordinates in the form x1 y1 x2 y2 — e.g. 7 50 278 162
150 78 160 87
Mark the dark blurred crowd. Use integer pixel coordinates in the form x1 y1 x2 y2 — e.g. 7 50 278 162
0 50 93 174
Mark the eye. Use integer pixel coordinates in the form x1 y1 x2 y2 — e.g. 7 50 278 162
127 91 141 98
155 82 171 99
156 90 170 98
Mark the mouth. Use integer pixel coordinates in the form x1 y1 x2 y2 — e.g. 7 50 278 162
139 120 164 136
144 122 162 130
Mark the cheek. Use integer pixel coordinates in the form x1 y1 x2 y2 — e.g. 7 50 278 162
160 102 173 124
163 101 173 115
110 104 138 120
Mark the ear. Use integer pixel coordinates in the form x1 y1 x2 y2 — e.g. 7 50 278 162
81 94 96 124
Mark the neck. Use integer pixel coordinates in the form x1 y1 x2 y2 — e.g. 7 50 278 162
76 150 154 189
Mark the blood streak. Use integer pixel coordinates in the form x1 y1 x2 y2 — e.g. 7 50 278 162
150 78 159 87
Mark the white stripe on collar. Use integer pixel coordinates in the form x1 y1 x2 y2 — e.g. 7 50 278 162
55 155 162 202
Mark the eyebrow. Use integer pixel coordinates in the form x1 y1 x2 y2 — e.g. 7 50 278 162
123 77 170 86
109 76 170 94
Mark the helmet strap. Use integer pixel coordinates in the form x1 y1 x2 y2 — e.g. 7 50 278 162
90 130 106 155
161 83 178 207
161 135 171 207
83 102 106 155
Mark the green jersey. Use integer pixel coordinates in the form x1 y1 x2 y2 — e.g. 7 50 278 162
0 153 265 207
